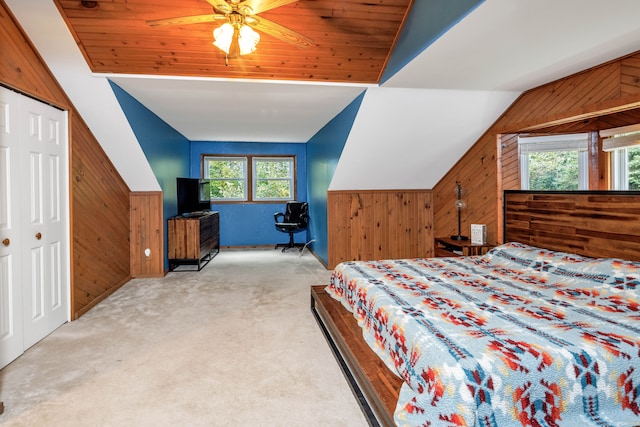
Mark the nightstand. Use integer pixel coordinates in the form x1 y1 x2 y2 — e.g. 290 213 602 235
434 237 494 257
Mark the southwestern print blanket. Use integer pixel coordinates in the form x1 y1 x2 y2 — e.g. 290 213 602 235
326 242 640 427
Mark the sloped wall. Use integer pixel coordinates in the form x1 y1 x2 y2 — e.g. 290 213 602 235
307 93 365 265
330 87 518 190
0 0 132 319
110 81 189 271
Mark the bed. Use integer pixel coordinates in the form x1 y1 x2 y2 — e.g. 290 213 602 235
311 191 640 427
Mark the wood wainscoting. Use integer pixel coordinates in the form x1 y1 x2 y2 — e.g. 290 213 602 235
130 192 164 278
327 190 433 269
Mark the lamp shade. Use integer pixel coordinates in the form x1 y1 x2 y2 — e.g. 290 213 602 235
238 24 260 55
213 22 259 57
213 23 234 54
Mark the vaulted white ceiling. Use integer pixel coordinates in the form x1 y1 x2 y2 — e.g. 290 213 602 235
386 0 640 92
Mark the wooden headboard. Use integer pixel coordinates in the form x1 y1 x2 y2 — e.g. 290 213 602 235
504 191 640 261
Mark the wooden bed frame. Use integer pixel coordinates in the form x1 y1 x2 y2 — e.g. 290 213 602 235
311 191 640 427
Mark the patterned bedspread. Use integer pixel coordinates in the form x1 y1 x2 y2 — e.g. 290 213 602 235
326 242 640 427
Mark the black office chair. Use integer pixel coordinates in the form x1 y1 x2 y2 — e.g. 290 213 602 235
274 201 309 251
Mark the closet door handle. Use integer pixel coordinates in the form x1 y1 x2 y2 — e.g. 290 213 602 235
35 232 42 240
2 238 8 247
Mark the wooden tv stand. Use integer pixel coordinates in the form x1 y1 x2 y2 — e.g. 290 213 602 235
168 211 219 271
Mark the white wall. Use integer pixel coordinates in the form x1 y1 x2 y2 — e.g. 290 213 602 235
330 87 519 190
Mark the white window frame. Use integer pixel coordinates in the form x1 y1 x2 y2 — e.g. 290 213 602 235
518 133 589 190
601 124 640 191
203 156 248 201
610 149 630 190
202 154 296 202
252 157 295 202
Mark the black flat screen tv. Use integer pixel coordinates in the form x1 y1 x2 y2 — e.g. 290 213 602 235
176 177 211 215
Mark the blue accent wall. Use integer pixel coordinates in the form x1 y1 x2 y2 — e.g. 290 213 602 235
381 0 483 83
190 141 308 247
306 92 366 265
109 81 190 269
108 3 478 267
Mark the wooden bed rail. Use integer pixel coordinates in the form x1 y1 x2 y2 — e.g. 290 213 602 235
310 286 401 427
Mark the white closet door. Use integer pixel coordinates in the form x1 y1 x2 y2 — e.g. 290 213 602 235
0 86 69 369
0 88 25 368
20 92 69 349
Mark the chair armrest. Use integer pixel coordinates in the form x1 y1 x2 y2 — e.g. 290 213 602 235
274 212 284 222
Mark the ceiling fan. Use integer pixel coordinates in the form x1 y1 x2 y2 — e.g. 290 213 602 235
147 0 313 62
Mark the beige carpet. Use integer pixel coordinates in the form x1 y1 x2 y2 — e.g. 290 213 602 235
0 249 368 426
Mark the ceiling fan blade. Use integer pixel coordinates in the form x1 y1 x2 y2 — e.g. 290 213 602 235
239 0 299 15
251 15 312 48
205 0 233 14
146 14 227 27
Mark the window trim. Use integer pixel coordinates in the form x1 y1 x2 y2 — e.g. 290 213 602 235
601 125 640 191
201 154 296 203
611 149 629 190
202 155 248 202
252 156 296 202
518 134 589 191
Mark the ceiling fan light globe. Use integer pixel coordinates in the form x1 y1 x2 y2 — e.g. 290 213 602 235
455 200 466 210
238 24 260 55
213 23 234 54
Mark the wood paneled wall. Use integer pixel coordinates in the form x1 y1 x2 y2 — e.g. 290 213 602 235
497 57 640 133
0 3 70 109
433 133 500 245
327 190 432 269
130 192 164 278
434 51 640 246
499 134 519 190
1 1 132 319
71 116 131 318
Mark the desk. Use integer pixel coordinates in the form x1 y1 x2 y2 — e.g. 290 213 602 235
434 237 494 257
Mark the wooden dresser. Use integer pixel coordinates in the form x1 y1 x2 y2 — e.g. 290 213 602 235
168 211 219 271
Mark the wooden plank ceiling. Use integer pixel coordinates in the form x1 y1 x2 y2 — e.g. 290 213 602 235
54 0 414 84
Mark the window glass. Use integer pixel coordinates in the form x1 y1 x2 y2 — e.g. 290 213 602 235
629 146 640 190
519 134 588 191
610 146 640 190
253 157 294 201
204 157 247 201
202 155 296 202
528 151 579 190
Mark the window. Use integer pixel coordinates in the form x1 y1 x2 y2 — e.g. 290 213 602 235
519 134 589 191
601 125 640 190
202 155 296 202
204 156 247 201
252 157 295 201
